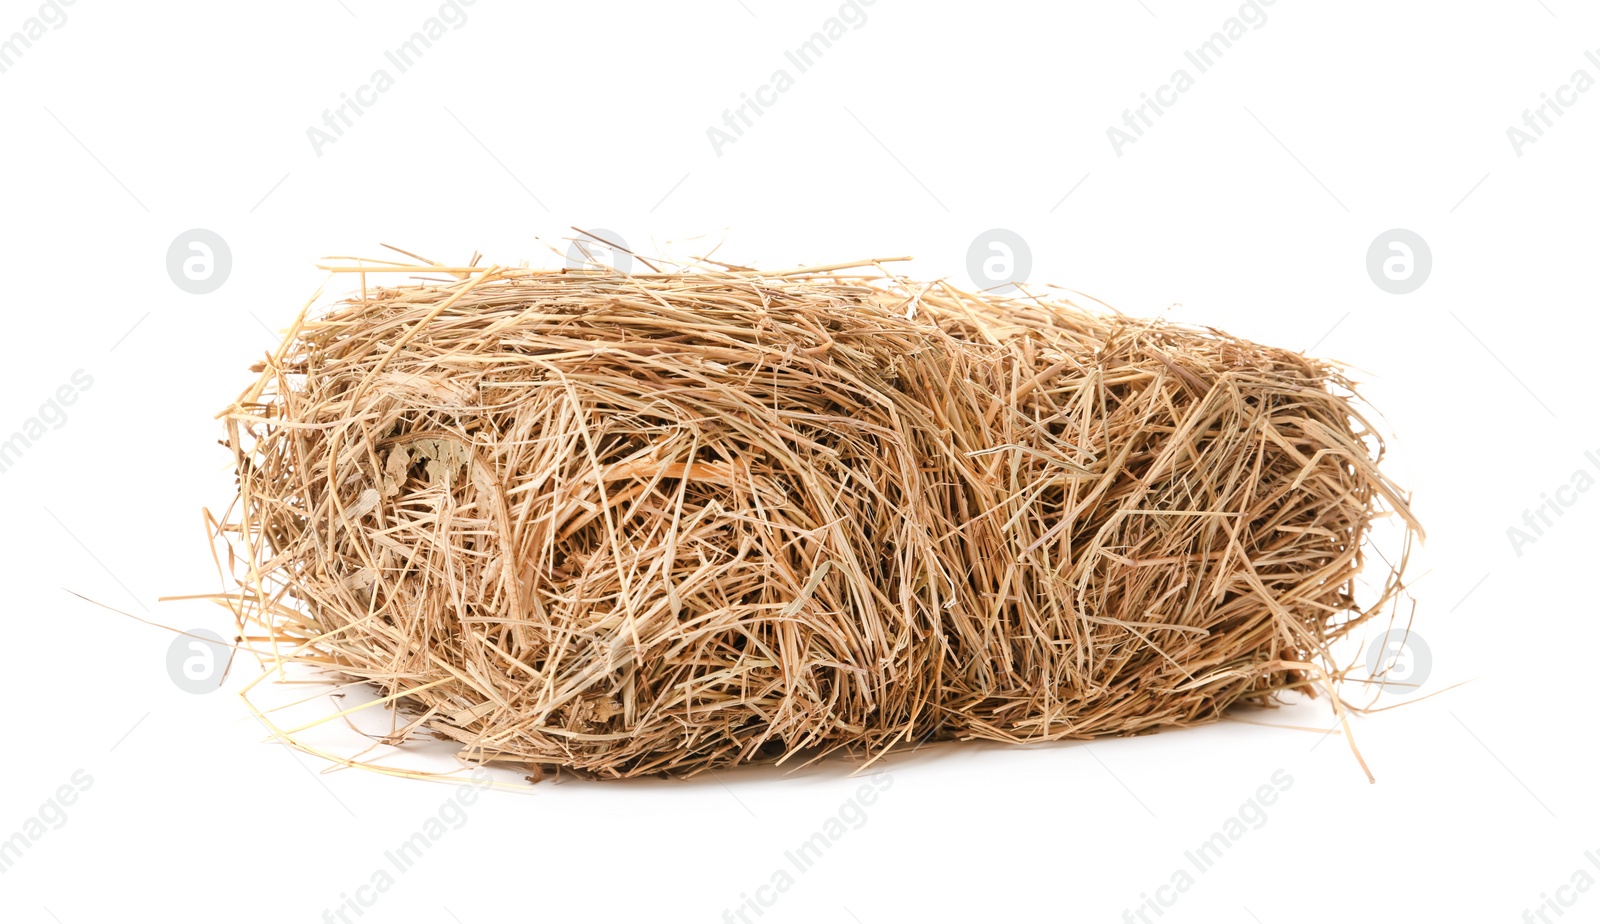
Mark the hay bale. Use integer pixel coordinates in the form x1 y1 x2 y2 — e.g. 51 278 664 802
221 260 1419 779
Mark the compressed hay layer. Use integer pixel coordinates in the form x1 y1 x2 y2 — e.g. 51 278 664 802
223 262 1418 779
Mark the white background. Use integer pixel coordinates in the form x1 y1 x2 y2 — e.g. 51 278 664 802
1 1 1596 922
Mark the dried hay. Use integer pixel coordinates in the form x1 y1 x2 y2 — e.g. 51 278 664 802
215 253 1419 780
